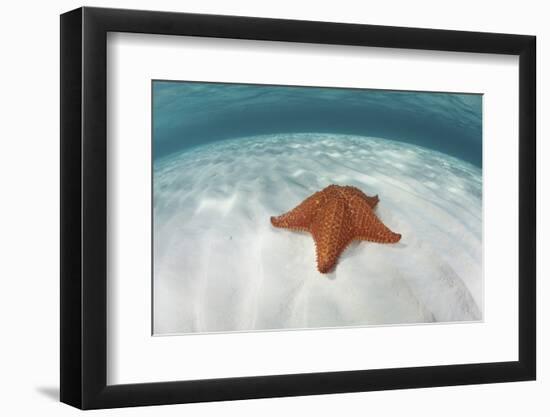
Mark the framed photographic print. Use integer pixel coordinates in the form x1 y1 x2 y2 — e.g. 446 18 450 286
60 6 536 409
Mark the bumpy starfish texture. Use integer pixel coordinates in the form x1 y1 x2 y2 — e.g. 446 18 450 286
271 185 401 273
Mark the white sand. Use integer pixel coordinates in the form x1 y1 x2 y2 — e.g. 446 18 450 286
153 133 482 334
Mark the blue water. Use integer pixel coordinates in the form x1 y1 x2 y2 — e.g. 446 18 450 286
153 81 482 167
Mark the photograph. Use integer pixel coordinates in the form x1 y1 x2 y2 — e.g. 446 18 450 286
50 2 540 412
152 80 483 335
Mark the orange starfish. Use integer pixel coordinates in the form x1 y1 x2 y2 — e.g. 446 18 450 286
270 185 401 273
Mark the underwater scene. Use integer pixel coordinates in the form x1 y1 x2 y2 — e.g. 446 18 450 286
152 80 482 335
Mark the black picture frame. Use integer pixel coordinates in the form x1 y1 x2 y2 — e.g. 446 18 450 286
60 6 536 410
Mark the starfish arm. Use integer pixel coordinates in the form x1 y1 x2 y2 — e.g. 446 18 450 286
270 190 326 231
353 210 401 243
346 194 401 243
363 194 380 209
310 198 354 273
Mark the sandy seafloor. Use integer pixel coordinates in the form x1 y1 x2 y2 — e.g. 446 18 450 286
153 133 482 335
